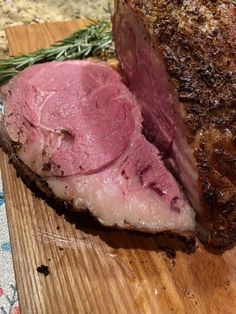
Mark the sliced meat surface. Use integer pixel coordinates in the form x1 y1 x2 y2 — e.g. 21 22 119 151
113 0 236 248
0 60 196 234
2 62 134 176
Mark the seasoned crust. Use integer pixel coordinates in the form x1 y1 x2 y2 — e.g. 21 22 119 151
196 131 236 248
116 0 236 248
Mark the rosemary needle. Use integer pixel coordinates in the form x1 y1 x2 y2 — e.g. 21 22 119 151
0 20 115 86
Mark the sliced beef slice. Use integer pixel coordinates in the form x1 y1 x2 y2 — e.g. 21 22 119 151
113 0 236 248
0 61 195 235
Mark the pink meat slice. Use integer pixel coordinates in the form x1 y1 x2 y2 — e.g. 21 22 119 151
1 60 196 233
3 62 134 176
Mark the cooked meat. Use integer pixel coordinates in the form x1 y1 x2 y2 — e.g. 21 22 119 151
113 0 236 248
0 61 196 235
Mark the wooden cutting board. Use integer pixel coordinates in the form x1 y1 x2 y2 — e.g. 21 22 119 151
1 19 236 314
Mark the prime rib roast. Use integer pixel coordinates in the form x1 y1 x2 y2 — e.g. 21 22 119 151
0 1 235 249
113 0 236 248
0 61 196 235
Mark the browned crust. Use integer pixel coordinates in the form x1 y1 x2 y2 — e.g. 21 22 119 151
115 0 236 248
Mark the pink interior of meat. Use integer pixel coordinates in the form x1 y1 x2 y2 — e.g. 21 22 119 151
1 60 196 232
2 62 135 176
114 5 201 212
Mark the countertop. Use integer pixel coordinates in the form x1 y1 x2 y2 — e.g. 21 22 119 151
0 0 113 58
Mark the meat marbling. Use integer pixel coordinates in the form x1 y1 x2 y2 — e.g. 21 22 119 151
0 61 196 234
113 0 236 248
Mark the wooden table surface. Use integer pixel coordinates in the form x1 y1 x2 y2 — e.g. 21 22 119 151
0 19 236 314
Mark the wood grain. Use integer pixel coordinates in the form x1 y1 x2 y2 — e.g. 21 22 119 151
1 19 236 314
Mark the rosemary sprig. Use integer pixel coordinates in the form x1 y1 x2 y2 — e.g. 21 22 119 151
0 20 115 85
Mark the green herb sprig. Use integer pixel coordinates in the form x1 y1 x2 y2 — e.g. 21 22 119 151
0 20 115 86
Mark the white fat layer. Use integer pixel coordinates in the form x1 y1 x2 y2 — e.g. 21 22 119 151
46 166 196 233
